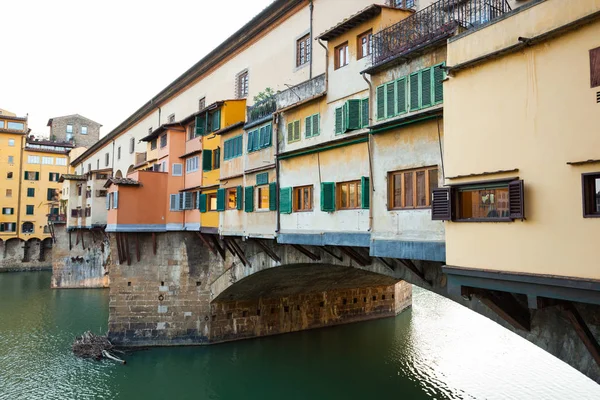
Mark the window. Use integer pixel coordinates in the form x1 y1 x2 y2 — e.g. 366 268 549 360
150 138 157 150
207 193 218 211
248 123 272 152
7 122 24 130
357 30 372 60
81 126 88 135
88 163 91 172
0 223 16 232
97 159 100 170
96 190 107 197
47 188 57 201
171 163 182 176
199 97 206 111
0 121 3 128
27 155 40 164
334 42 349 69
337 181 362 210
42 156 53 165
78 185 82 196
6 189 12 197
287 120 301 143
55 158 67 166
27 188 35 197
22 222 34 233
7 172 13 179
25 171 39 181
186 156 199 173
237 70 249 98
213 147 220 169
296 33 311 67
335 98 368 134
168 114 176 123
257 186 270 210
129 137 136 154
26 205 34 215
256 172 269 186
8 139 15 146
105 153 110 167
162 161 167 172
202 150 213 172
293 186 313 212
160 135 167 148
394 0 415 8
2 208 14 215
66 124 73 134
389 167 438 209
305 114 320 138
458 185 511 220
582 173 600 217
85 207 91 217
49 172 60 182
8 155 14 163
117 146 121 160
226 188 238 210
225 135 243 160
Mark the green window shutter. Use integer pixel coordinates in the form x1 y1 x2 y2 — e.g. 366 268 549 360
224 140 230 160
35 172 40 181
334 107 343 134
305 115 312 137
199 194 207 213
0 224 4 232
259 126 267 148
216 188 225 211
202 150 212 171
48 172 52 181
212 110 221 132
293 120 300 141
397 77 407 114
24 171 27 180
361 99 369 128
47 189 53 201
433 63 445 104
361 177 370 209
269 182 277 211
312 114 320 136
280 187 292 214
256 172 269 185
264 124 272 147
346 99 362 130
287 123 294 143
236 186 243 210
386 83 396 118
421 68 432 108
409 72 420 111
320 182 336 212
244 186 254 212
376 85 385 120
195 115 206 136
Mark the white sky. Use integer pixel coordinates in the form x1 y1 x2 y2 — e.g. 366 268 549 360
1 0 274 138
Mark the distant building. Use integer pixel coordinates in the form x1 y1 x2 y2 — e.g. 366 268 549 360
47 114 101 147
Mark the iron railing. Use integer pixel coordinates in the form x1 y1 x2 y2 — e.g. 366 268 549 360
372 0 511 66
247 96 277 124
47 214 66 223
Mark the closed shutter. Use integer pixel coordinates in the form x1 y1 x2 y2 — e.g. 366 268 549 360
236 186 243 210
256 172 269 185
106 195 110 210
170 194 178 211
47 189 52 201
214 147 220 169
335 107 344 134
346 99 362 130
264 124 272 146
361 177 370 209
179 193 185 210
184 192 193 210
361 98 369 128
172 163 183 176
199 194 207 213
195 115 206 136
244 186 254 212
421 68 432 108
305 115 312 137
320 182 335 212
431 187 452 221
409 72 420 111
433 64 445 104
212 110 221 132
280 187 292 214
114 192 119 209
0 224 4 232
269 182 277 211
259 126 266 148
376 85 385 120
287 123 294 143
386 83 396 118
202 150 212 171
293 120 300 141
216 188 225 211
397 77 407 114
508 180 525 220
196 191 201 209
35 172 40 181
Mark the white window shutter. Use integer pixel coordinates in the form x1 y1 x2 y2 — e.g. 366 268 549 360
114 191 119 209
170 194 177 211
196 191 201 209
106 194 110 210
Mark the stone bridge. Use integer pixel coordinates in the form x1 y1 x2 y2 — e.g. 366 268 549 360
0 237 53 272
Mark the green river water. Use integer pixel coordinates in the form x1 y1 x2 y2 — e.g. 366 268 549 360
1 271 599 399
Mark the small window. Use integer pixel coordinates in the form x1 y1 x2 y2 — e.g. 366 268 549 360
590 47 600 88
393 0 415 8
257 186 269 210
582 173 600 217
453 181 522 221
287 120 301 143
27 188 35 197
293 185 313 212
172 163 183 176
337 180 362 210
2 208 14 215
8 156 14 163
55 158 67 166
6 189 12 197
389 167 438 209
160 135 167 148
198 97 206 111
7 172 13 179
357 30 372 60
26 205 34 215
81 126 88 135
42 157 53 165
105 153 110 167
296 33 311 67
213 147 221 170
150 138 157 150
117 146 121 160
334 42 349 69
226 188 238 210
129 137 135 154
97 159 100 170
237 70 249 98
186 156 199 173
8 139 15 146
27 155 40 164
168 114 176 123
22 222 34 233
66 124 73 134
207 193 218 211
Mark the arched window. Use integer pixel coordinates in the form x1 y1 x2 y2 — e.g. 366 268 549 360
22 222 34 233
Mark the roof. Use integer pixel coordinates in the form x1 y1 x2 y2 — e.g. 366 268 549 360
140 122 184 142
59 174 87 182
214 121 245 136
317 4 384 41
26 138 75 147
46 114 102 127
70 0 302 166
104 177 141 188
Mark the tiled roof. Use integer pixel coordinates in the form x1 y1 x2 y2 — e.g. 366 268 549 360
104 178 141 188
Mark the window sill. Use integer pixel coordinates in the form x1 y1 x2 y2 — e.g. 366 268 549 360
293 209 313 213
583 214 600 218
388 206 431 211
454 218 513 223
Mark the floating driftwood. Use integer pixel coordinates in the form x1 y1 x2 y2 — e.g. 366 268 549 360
72 331 126 364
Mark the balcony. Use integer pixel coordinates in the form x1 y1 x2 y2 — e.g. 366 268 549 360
47 214 66 224
135 152 147 166
246 96 277 127
371 0 511 68
276 74 326 111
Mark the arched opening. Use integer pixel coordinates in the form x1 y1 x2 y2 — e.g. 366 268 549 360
126 165 135 175
114 170 123 179
22 222 34 234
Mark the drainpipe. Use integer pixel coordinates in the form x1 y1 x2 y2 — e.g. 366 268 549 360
16 135 25 239
274 112 281 234
318 38 328 87
361 72 374 232
309 0 314 79
111 140 115 176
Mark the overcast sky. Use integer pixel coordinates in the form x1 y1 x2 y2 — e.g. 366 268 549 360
1 0 274 138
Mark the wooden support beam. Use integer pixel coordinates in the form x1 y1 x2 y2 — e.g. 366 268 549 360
228 238 250 267
254 239 281 263
321 246 343 262
152 232 157 255
114 234 122 264
397 258 430 285
39 241 45 262
291 244 320 261
465 287 531 332
377 257 395 273
339 246 369 266
209 235 226 261
75 229 80 245
560 301 600 368
124 233 131 266
195 231 216 255
69 230 72 251
81 230 85 250
135 234 140 262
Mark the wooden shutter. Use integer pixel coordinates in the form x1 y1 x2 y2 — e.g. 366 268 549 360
397 77 407 114
264 124 272 146
335 107 344 134
433 64 445 104
202 150 212 171
305 115 312 137
184 192 193 210
236 186 243 210
169 194 177 211
287 123 294 143
114 192 119 209
293 120 300 141
199 194 207 213
196 191 201 209
431 187 452 221
35 172 40 181
361 99 369 128
269 182 277 211
195 115 206 136
224 140 230 160
280 187 292 214
590 47 600 88
508 180 525 220
259 126 267 148
376 85 385 120
409 72 420 111
386 82 396 118
256 172 269 185
212 110 221 132
244 186 254 212
106 195 110 210
361 177 370 209
312 114 319 135
320 182 336 212
346 99 362 130
421 68 432 108
216 188 225 211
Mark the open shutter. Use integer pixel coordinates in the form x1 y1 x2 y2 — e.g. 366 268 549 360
293 120 300 141
508 180 525 220
195 115 206 136
431 187 452 221
409 72 420 111
114 192 119 209
236 186 243 210
244 186 254 212
199 194 207 213
361 99 369 128
216 188 225 211
287 123 294 143
169 194 177 211
259 126 266 148
184 192 193 210
376 85 385 120
397 77 407 114
35 172 40 181
421 68 432 108
178 193 185 210
361 177 370 209
311 114 319 136
334 107 344 134
196 191 201 209
106 195 110 210
320 182 336 212
305 115 312 137
269 182 277 211
264 124 272 146
433 64 445 104
202 150 212 171
212 110 221 132
386 82 396 118
346 99 362 130
280 187 292 214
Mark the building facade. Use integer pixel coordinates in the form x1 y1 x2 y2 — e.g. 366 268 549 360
47 114 102 148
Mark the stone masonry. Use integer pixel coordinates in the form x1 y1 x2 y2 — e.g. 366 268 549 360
48 114 101 148
0 238 53 272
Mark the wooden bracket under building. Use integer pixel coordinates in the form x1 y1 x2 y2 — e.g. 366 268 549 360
152 232 157 255
223 238 237 257
559 301 600 368
321 246 343 262
209 235 226 261
81 229 85 250
377 257 395 273
464 287 531 332
226 238 250 267
397 258 431 285
254 239 281 263
291 244 320 261
68 230 72 251
135 234 140 262
195 232 216 256
339 246 370 266
124 233 131 266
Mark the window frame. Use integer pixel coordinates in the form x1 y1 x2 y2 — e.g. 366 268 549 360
81 126 88 135
257 186 270 211
207 193 218 212
357 30 373 60
160 134 167 148
226 188 238 210
582 172 600 218
454 181 514 222
293 185 313 212
296 33 311 68
336 180 362 210
237 71 249 98
388 166 439 210
334 42 349 70
66 124 73 134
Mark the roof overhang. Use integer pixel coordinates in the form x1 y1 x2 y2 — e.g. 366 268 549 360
317 4 383 41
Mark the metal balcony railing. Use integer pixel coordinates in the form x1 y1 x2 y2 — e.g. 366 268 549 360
247 96 277 124
47 214 66 223
372 0 511 66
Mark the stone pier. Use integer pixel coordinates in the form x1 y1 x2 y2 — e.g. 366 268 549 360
0 238 53 272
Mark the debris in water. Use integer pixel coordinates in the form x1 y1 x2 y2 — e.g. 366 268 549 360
72 331 126 364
